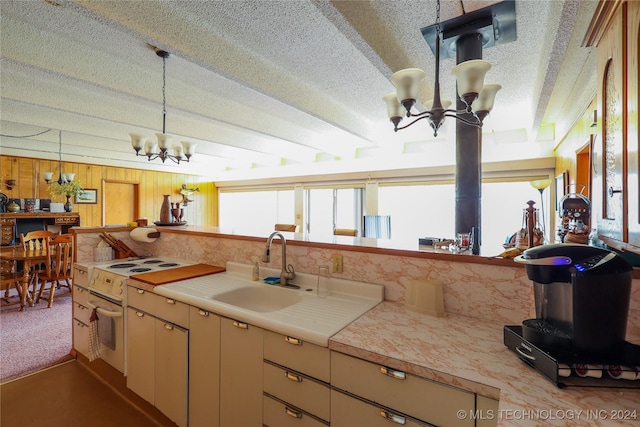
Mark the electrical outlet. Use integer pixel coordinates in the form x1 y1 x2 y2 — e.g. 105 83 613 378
331 254 343 273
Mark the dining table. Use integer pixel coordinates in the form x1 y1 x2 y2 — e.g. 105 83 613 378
1 246 48 311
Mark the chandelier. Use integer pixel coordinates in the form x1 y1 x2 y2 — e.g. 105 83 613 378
43 130 75 184
130 48 196 164
383 0 502 137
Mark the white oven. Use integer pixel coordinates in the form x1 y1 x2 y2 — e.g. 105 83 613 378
86 290 125 372
86 257 192 374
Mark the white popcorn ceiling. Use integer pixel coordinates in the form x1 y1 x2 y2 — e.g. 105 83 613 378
0 0 597 180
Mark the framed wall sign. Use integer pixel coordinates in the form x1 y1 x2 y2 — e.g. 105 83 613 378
76 188 97 204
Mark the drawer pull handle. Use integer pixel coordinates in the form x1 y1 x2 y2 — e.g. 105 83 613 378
285 371 303 382
285 407 302 419
198 309 209 317
284 336 303 346
135 311 145 317
380 366 406 380
233 320 248 329
166 298 175 305
164 323 174 331
515 346 536 361
137 289 145 294
380 409 406 425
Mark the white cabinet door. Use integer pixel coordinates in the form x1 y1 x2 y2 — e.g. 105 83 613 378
220 317 263 427
155 320 189 427
189 307 221 427
126 307 155 404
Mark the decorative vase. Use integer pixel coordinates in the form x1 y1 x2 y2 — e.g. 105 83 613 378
64 195 73 212
6 201 20 213
160 195 172 223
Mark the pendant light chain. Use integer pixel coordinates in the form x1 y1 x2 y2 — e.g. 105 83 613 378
436 0 440 34
57 130 63 184
162 54 167 135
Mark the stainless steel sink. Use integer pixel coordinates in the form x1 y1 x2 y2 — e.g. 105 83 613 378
211 285 302 312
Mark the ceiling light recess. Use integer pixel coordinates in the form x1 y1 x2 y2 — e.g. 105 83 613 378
130 48 196 164
383 0 513 137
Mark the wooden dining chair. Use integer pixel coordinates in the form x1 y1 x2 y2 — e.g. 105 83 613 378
20 230 56 250
35 234 74 308
1 259 23 304
334 228 358 237
275 224 297 232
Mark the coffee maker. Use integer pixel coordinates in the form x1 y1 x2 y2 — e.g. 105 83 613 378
504 243 640 387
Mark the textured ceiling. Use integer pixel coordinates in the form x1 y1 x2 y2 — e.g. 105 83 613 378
0 0 598 181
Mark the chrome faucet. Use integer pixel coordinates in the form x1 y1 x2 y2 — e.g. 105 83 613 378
262 231 296 286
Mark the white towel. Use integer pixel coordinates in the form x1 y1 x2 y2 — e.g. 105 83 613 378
88 308 101 362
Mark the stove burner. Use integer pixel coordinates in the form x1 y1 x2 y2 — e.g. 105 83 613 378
142 259 163 264
130 268 152 273
109 263 137 269
159 263 179 268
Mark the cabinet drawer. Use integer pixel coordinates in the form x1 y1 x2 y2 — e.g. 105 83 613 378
263 362 330 422
264 330 330 383
73 284 90 306
331 390 427 427
73 267 90 287
73 301 92 325
263 394 327 427
127 286 189 328
73 318 89 358
128 286 157 312
331 351 474 427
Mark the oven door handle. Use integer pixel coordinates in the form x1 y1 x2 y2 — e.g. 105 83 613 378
86 301 123 318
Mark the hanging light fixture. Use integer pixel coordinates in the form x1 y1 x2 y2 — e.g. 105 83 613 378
383 0 503 137
130 48 196 164
43 130 75 184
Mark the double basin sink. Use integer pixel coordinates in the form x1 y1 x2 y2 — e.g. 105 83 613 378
150 262 384 346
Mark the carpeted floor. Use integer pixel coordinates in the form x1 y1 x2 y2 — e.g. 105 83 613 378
0 284 74 383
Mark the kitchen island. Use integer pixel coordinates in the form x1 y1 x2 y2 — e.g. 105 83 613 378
70 225 640 426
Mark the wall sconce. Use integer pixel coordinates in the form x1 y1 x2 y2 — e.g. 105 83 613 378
5 179 16 190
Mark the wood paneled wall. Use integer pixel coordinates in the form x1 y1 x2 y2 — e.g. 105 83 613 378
553 98 598 193
0 155 218 227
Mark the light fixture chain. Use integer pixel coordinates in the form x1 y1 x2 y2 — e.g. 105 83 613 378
162 55 167 134
436 0 440 34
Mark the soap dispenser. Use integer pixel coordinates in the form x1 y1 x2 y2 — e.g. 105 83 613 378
252 261 259 281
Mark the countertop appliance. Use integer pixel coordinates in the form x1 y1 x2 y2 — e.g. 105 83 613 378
85 257 192 374
506 243 639 388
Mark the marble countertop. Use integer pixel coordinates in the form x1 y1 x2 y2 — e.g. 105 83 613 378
329 302 640 426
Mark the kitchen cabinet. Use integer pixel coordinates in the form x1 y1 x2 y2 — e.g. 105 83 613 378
189 306 221 427
263 330 330 426
126 306 155 403
126 285 190 427
1 217 16 245
71 265 91 359
219 316 263 427
590 0 640 251
331 351 475 427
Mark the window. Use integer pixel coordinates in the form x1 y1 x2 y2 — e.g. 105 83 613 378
218 189 294 234
378 181 548 248
305 187 363 236
378 184 455 246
